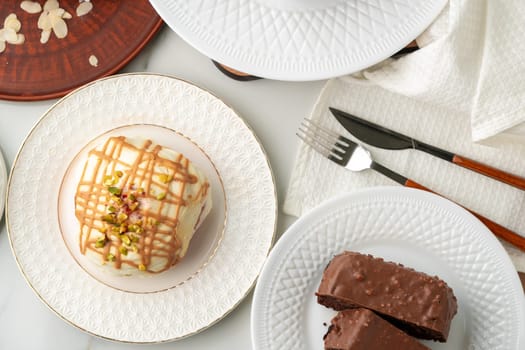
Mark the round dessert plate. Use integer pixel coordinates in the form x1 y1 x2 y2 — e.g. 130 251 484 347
0 0 162 101
252 187 525 350
7 73 277 343
0 149 6 221
149 0 447 81
58 124 226 294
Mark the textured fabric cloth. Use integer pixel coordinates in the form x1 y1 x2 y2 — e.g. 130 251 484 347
284 0 525 271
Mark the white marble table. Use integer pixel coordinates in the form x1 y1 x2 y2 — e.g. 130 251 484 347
0 27 325 349
1 27 524 350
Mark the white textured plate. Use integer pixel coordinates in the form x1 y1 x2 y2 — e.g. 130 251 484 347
0 149 6 221
7 73 277 343
252 187 525 350
149 0 447 81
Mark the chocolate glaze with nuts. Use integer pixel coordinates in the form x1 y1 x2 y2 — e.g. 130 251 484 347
324 308 430 350
317 251 457 342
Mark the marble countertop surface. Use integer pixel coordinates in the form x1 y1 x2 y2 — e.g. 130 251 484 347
0 27 325 349
1 26 524 350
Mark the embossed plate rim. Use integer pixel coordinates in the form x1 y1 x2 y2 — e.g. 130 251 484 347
6 72 277 343
149 0 447 80
251 187 525 350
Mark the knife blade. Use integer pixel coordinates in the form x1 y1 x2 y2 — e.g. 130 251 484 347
330 107 525 191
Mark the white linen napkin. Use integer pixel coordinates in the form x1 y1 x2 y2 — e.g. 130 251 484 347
283 0 525 272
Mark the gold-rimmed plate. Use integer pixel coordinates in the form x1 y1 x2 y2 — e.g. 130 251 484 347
6 73 277 342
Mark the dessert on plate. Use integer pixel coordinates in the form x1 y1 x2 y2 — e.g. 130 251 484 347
324 308 430 350
317 251 457 342
74 136 212 275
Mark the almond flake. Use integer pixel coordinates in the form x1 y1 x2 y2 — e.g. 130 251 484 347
0 41 5 53
52 17 67 39
9 33 25 45
49 8 65 18
43 0 59 11
4 14 17 27
20 1 42 14
89 54 98 67
76 1 93 17
5 17 22 32
38 12 52 30
40 29 51 44
62 11 72 19
1 28 18 43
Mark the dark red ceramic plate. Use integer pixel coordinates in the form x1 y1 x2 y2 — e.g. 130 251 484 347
0 0 163 101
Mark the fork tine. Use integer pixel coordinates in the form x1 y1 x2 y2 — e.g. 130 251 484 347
298 120 349 165
296 129 332 158
298 123 336 151
302 119 352 150
297 130 345 165
300 121 339 149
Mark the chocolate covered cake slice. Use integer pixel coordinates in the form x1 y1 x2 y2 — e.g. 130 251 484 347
324 308 430 350
317 251 457 342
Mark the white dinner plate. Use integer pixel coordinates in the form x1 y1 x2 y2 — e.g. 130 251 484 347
0 149 6 221
252 187 525 350
7 73 277 343
149 0 447 81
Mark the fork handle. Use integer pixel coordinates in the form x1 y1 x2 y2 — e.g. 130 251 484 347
405 179 525 252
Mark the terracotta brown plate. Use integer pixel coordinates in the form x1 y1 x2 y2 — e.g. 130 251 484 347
0 0 163 101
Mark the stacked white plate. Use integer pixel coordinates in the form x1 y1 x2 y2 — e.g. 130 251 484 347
149 0 447 80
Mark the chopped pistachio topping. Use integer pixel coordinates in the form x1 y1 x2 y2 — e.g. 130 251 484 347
156 192 166 200
97 175 151 265
158 174 172 184
120 235 131 245
95 236 106 248
102 214 116 224
117 213 128 222
103 175 116 186
108 186 121 195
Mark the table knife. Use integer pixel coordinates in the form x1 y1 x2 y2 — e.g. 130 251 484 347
330 107 525 191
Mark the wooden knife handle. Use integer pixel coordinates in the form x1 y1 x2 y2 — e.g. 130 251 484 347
452 155 525 191
405 179 525 253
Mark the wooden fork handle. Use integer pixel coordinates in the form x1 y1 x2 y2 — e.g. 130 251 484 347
405 179 525 253
452 155 525 191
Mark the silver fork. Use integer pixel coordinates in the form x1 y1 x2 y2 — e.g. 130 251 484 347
297 119 525 253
